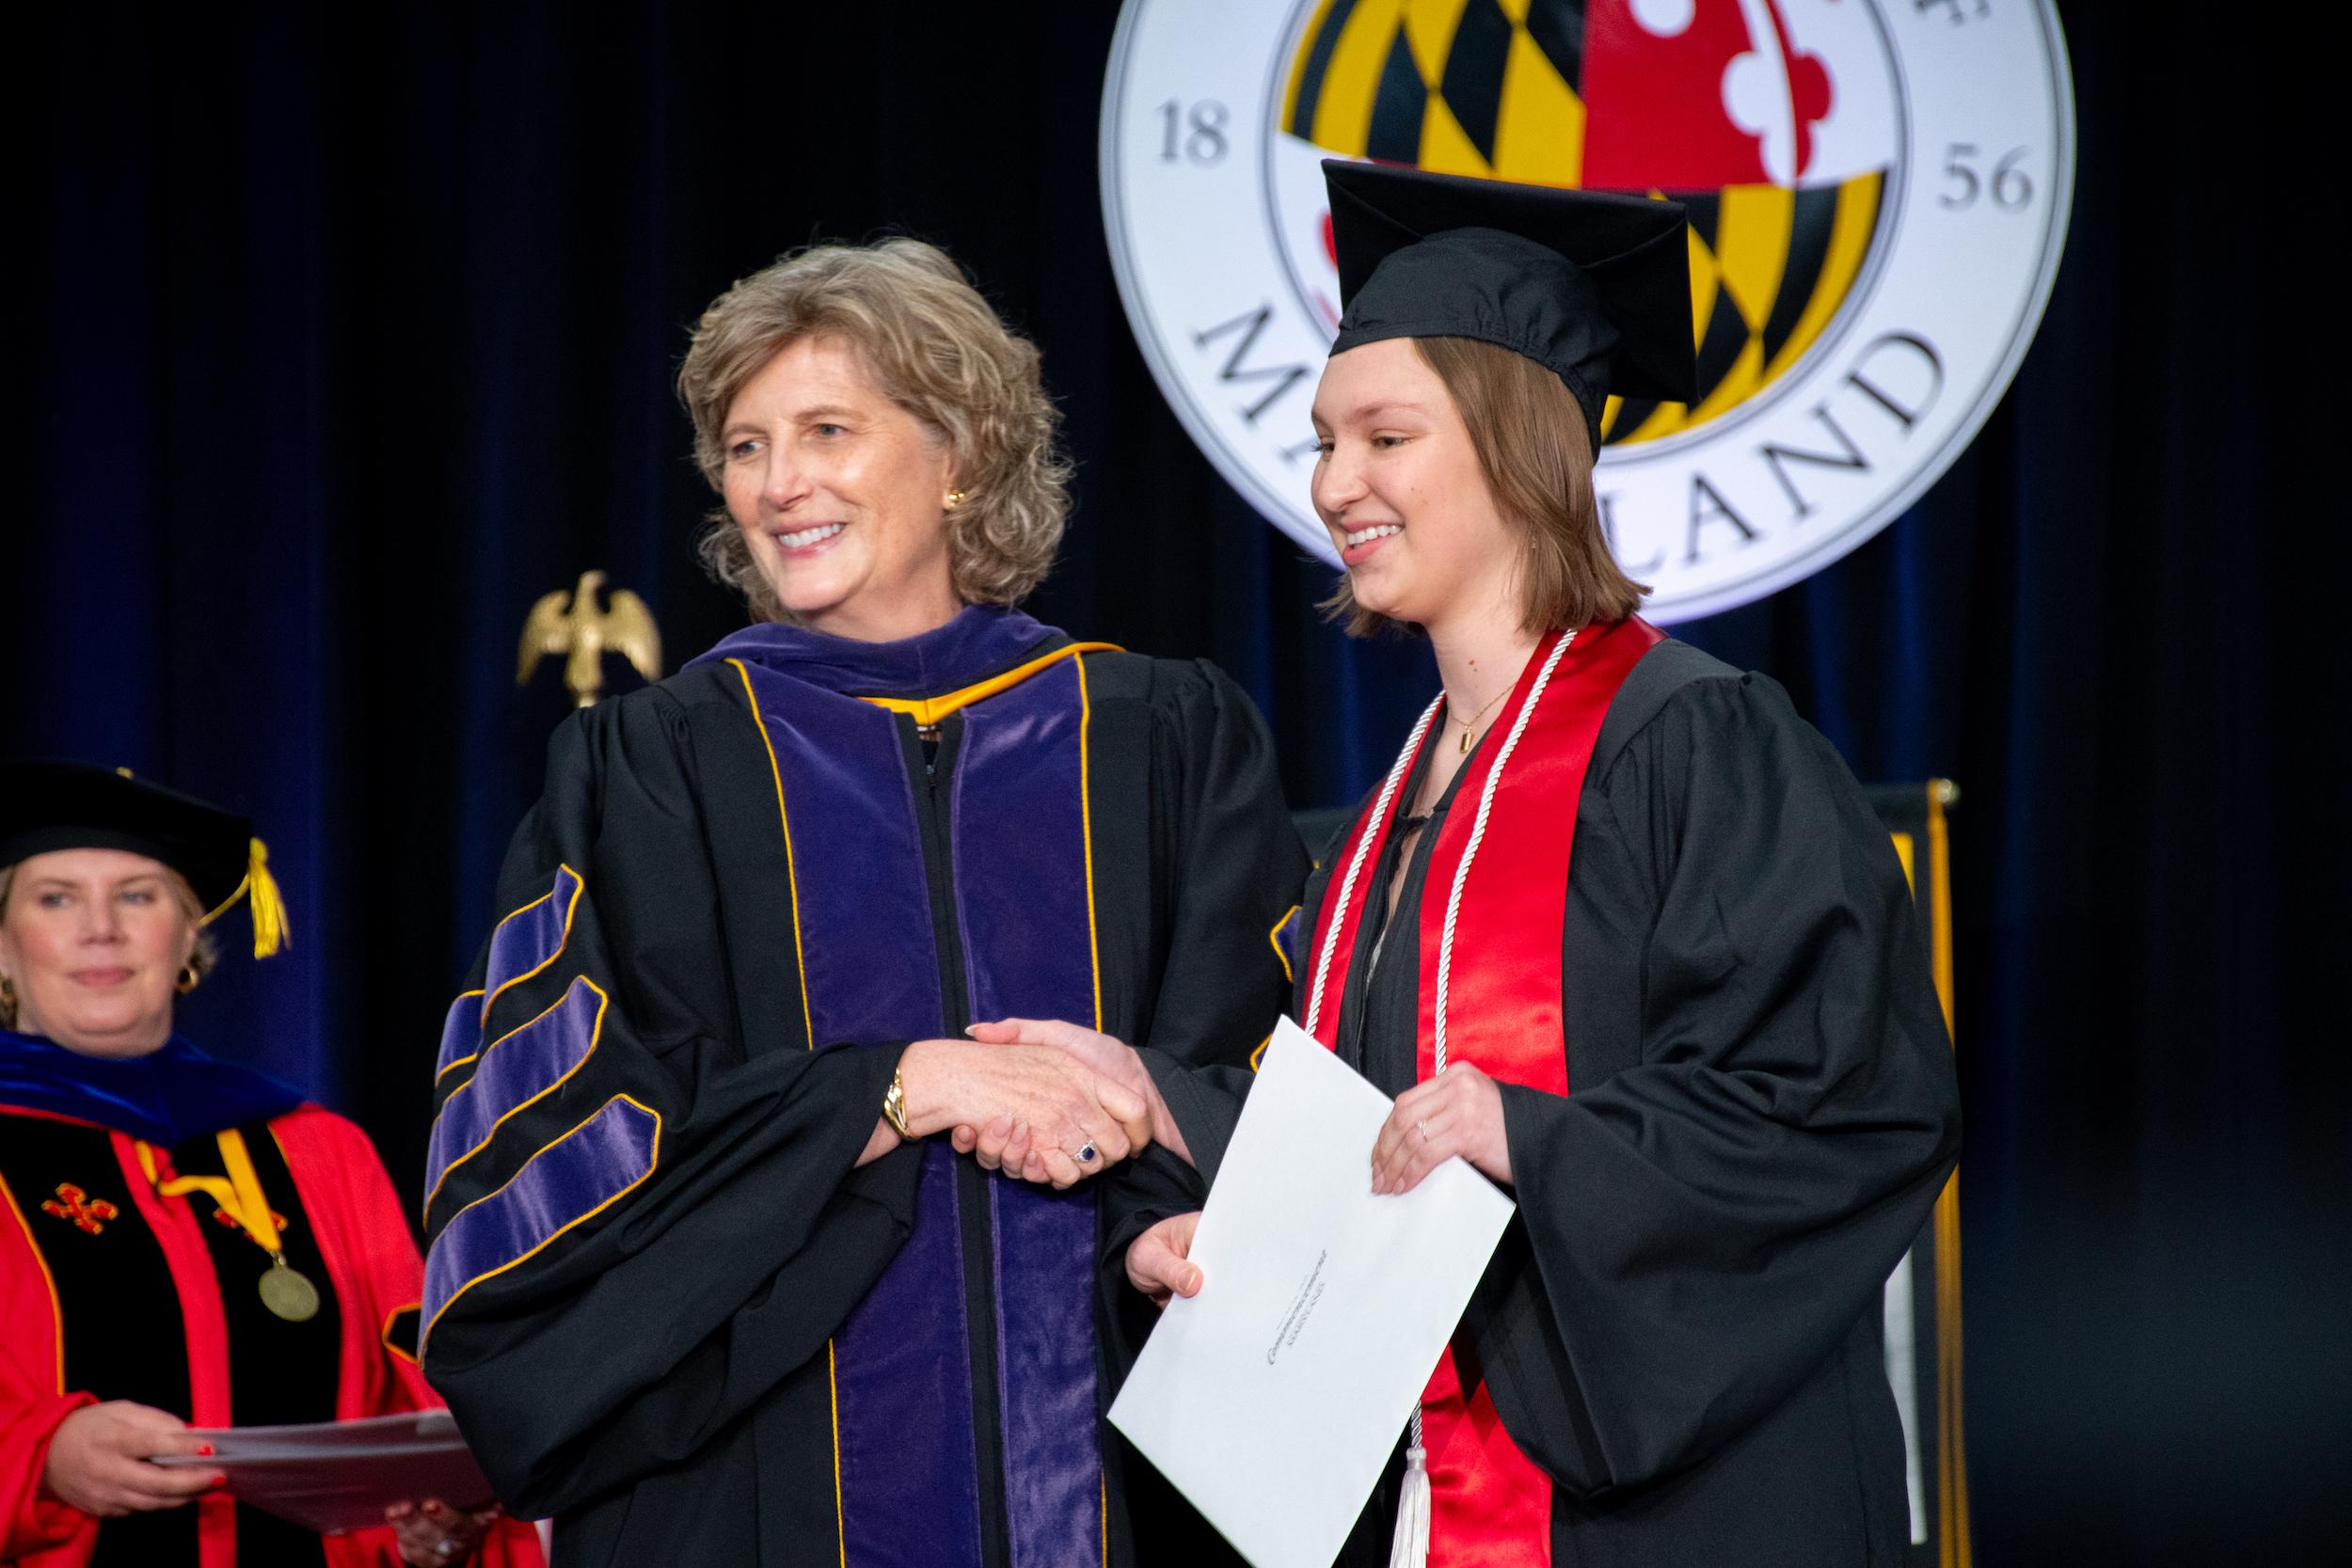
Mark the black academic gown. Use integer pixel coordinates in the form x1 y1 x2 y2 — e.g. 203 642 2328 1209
1161 641 1962 1568
418 631 1304 1568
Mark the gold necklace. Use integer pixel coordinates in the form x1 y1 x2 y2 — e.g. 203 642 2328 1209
1443 683 1511 754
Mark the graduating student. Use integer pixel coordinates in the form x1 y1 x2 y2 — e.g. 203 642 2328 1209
1004 162 1963 1566
0 763 537 1568
418 239 1305 1567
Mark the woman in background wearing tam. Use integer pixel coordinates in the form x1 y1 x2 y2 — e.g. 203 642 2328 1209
1001 161 1963 1566
0 763 541 1568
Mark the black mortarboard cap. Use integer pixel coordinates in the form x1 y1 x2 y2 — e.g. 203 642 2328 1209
0 762 290 956
1324 159 1698 451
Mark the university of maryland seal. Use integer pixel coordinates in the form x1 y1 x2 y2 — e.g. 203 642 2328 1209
1102 0 2074 620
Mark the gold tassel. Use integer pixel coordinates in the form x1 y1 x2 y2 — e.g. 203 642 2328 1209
244 838 292 958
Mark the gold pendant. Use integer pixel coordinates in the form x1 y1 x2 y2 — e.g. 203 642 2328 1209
259 1257 321 1322
1458 728 1471 755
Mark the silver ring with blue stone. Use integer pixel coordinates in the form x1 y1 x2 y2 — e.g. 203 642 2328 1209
1078 1142 1098 1164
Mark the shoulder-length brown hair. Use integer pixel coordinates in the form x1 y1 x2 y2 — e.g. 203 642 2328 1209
677 239 1073 624
1326 335 1646 638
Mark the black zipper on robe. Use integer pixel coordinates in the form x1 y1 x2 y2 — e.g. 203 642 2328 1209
896 713 1013 1568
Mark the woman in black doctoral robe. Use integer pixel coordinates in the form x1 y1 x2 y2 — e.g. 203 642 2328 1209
417 240 1304 1568
1007 162 1963 1567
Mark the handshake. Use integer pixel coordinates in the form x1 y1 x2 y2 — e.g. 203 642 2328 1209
887 1018 1210 1312
882 1017 1184 1189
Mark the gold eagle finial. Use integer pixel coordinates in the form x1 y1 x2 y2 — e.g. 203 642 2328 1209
517 570 662 707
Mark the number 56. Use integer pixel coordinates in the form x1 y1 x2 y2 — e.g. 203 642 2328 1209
1941 144 2034 211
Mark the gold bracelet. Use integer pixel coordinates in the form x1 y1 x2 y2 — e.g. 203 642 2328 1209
882 1068 912 1139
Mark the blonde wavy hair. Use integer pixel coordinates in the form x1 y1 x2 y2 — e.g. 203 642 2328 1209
678 239 1073 623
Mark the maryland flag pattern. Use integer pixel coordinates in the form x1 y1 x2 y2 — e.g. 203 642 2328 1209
1282 0 1887 447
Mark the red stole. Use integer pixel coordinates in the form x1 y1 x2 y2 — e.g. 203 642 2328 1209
1302 616 1663 1566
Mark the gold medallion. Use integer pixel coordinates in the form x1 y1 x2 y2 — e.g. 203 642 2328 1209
259 1259 321 1323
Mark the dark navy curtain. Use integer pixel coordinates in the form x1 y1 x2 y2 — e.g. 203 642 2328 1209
6 4 2340 1562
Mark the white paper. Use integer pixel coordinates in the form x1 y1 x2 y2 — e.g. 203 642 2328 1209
1109 1019 1516 1568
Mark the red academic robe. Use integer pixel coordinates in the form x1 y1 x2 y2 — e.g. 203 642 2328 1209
1 1101 543 1568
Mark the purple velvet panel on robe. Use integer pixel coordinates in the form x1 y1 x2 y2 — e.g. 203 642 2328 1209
424 976 605 1210
732 656 986 1568
481 864 580 1005
956 657 1104 1568
712 608 1105 1568
435 990 483 1080
421 1094 659 1347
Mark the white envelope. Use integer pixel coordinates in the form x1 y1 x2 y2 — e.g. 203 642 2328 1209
1109 1018 1516 1568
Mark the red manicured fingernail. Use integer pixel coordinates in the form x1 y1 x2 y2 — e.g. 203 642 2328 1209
198 1444 214 1457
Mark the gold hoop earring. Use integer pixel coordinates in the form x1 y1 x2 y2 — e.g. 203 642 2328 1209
176 963 200 995
945 489 966 511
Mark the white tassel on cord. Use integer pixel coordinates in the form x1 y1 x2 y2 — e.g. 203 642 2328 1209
1389 1414 1432 1568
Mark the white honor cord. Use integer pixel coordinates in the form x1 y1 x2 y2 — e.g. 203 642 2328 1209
1304 695 1443 1037
1387 629 1576 1568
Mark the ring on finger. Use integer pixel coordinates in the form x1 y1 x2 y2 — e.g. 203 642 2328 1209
1077 1141 1098 1163
1416 1118 1430 1144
